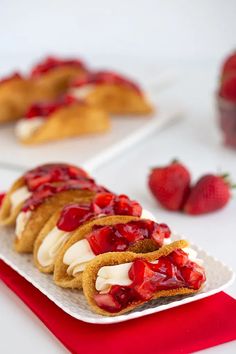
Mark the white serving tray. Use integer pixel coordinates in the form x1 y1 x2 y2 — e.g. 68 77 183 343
0 98 182 173
0 229 234 324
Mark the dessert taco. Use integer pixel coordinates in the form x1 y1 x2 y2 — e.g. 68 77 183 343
34 193 143 274
82 240 206 316
0 163 90 226
30 56 88 101
53 211 171 290
15 96 110 145
0 73 35 123
70 71 154 115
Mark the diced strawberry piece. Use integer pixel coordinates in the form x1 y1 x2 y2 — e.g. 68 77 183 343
114 194 142 216
151 223 171 246
27 175 52 191
87 226 114 255
129 259 156 300
169 249 189 267
92 193 115 213
115 223 146 243
94 293 122 313
57 204 92 232
0 193 6 207
109 285 134 308
181 263 206 290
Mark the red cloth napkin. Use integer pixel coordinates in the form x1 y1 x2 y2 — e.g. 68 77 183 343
0 259 236 354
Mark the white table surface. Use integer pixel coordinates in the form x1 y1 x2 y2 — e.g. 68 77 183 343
0 61 235 353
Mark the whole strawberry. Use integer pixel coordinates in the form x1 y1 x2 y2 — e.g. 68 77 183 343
184 174 231 215
148 161 191 211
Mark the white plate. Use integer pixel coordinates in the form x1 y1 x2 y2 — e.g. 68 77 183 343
0 99 182 173
0 229 234 324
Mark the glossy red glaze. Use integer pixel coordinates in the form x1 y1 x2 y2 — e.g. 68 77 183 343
87 219 169 255
0 193 6 207
25 95 78 120
94 249 206 313
57 193 142 232
92 193 142 217
0 72 23 85
71 71 142 95
57 204 93 232
24 163 89 191
21 179 106 212
30 56 86 77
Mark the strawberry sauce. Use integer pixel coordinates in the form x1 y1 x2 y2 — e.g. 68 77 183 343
30 56 86 77
21 164 106 212
94 249 206 313
24 164 89 191
25 95 78 120
71 71 142 95
86 220 171 255
56 193 142 232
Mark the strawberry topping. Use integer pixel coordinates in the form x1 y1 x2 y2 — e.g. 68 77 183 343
30 56 86 77
21 179 106 212
0 193 6 207
57 193 142 232
24 163 89 191
86 219 170 255
91 193 142 217
25 95 78 120
71 70 142 95
94 249 206 313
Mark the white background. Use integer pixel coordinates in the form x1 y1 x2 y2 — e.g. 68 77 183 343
0 1 236 353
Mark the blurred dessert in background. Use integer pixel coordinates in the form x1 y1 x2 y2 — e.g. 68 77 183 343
69 70 154 115
30 56 88 101
0 72 35 123
15 95 110 144
217 51 236 149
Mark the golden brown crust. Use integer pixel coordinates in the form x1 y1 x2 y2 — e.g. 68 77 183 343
53 215 161 289
0 177 25 225
14 190 94 253
0 79 36 123
18 103 110 145
82 84 154 115
82 240 200 316
32 66 86 101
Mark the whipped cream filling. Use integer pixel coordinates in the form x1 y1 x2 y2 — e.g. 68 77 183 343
10 186 32 211
63 239 95 276
37 227 71 267
96 263 133 292
15 117 44 139
69 84 95 100
141 209 156 221
95 247 203 293
62 209 172 276
15 210 32 239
